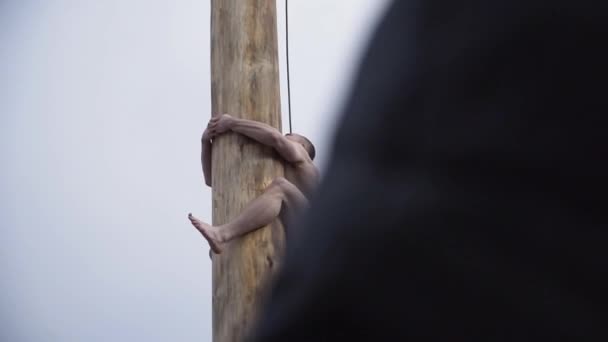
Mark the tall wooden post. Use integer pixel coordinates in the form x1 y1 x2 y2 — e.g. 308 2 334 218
210 1 285 341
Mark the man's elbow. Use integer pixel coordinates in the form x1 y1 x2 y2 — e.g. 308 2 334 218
203 170 212 187
270 132 284 148
204 174 212 187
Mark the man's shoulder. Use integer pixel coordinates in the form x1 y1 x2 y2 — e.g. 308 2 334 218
284 141 312 164
286 158 318 176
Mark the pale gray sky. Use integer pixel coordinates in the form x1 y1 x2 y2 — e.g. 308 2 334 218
0 1 388 341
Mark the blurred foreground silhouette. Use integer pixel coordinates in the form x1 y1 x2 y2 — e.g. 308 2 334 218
252 0 608 340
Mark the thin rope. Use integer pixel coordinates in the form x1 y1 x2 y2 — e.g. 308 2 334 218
285 0 293 134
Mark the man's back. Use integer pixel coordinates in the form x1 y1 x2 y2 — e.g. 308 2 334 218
284 160 318 198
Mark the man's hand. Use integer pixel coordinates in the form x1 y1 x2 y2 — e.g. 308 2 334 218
202 115 224 142
209 114 235 135
202 127 213 142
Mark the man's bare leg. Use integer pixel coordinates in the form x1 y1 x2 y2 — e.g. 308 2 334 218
188 177 307 254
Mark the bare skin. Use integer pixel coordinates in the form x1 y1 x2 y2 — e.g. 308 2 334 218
188 114 319 255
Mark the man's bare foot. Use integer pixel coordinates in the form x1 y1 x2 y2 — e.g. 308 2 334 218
188 213 223 254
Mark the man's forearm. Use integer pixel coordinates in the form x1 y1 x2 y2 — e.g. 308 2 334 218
202 139 212 187
230 118 282 147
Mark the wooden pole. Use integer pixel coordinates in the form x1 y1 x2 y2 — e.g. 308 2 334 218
210 1 285 341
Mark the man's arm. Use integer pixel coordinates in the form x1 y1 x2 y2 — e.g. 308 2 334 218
211 114 306 164
201 128 213 187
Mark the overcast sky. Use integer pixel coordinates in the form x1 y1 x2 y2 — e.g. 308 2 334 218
0 1 388 341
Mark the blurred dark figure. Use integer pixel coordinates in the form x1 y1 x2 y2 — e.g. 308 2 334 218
252 0 608 340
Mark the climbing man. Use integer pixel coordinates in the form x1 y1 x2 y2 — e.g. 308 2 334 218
188 114 319 255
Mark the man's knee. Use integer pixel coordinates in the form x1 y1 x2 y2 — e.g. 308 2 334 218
270 176 288 188
268 177 293 196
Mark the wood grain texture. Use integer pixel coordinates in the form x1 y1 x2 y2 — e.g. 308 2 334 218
210 1 285 341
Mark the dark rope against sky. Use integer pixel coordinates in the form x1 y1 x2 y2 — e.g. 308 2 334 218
285 0 293 134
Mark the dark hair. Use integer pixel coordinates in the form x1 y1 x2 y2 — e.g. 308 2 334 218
301 136 316 160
